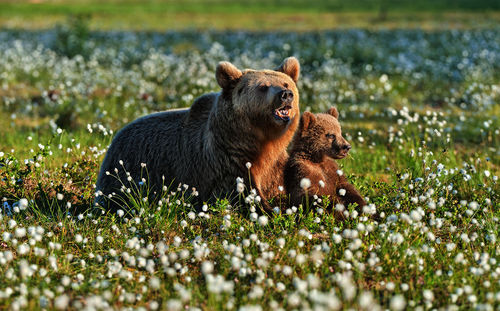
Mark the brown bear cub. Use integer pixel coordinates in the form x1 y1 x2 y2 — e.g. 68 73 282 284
284 107 366 216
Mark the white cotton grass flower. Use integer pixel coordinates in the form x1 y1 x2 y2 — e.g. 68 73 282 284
248 285 264 299
201 261 214 275
54 294 70 310
423 289 434 301
246 162 252 169
75 234 83 243
250 212 258 222
56 193 64 201
236 182 245 193
339 189 346 196
300 178 311 190
149 276 161 290
166 299 182 311
15 227 26 238
390 295 406 311
336 169 343 176
258 215 268 226
318 180 325 188
18 198 28 210
484 170 490 177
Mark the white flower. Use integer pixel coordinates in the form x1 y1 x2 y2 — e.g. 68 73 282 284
390 295 406 311
336 169 343 176
236 182 245 193
117 209 124 217
56 193 64 201
201 261 214 275
250 212 258 222
379 74 388 83
54 295 70 310
15 227 26 238
484 170 490 177
300 178 311 189
318 180 325 188
276 282 286 292
423 289 434 301
166 299 182 311
338 189 346 196
248 285 264 299
149 276 161 290
18 198 28 210
75 234 83 243
258 215 268 226
276 238 285 248
246 162 252 169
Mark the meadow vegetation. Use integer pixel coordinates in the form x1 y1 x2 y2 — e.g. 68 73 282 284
0 16 499 310
1 0 500 30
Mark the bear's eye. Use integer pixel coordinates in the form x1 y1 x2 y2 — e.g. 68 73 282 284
326 133 336 140
258 85 269 92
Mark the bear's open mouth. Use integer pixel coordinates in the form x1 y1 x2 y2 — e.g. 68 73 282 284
334 151 349 159
273 105 292 122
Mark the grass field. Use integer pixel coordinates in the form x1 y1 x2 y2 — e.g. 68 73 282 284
1 0 500 30
0 6 500 311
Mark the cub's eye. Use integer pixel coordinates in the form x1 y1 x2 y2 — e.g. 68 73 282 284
326 133 336 140
258 85 269 92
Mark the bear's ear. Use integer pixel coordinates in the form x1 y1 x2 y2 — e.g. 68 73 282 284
300 111 316 131
275 57 300 83
327 107 339 119
216 61 243 90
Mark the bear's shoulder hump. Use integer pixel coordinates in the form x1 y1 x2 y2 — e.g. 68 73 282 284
187 92 219 122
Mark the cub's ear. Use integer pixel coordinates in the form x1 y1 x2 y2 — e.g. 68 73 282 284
275 57 300 83
216 61 242 89
327 107 339 119
300 111 316 131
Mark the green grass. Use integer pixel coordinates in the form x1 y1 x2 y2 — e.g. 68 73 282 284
0 26 499 309
1 0 500 30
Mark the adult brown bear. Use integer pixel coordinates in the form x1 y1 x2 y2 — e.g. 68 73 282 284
95 57 300 212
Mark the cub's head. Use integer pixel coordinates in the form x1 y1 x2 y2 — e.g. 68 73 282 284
215 57 300 135
296 107 351 159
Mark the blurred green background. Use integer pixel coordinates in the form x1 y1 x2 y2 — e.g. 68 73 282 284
1 0 500 30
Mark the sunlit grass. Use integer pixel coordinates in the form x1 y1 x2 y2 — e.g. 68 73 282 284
0 25 499 309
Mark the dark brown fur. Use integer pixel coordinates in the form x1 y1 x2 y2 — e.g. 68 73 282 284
284 108 366 217
96 58 300 212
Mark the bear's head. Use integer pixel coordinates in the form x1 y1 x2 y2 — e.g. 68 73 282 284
216 57 300 138
297 107 351 159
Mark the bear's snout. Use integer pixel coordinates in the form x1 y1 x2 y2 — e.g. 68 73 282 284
341 144 351 152
280 90 294 104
